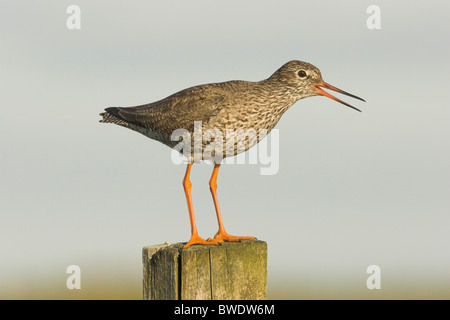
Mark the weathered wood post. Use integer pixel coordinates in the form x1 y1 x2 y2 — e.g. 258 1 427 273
142 240 267 300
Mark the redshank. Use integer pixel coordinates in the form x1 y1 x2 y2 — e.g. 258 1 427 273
100 60 365 248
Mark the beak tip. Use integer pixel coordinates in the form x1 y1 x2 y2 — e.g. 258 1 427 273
315 82 365 111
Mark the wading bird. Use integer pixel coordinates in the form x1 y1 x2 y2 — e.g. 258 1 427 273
100 60 365 247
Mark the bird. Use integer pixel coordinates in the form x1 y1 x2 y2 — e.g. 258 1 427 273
100 60 365 248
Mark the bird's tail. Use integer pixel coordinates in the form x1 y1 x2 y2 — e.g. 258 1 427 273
99 107 128 125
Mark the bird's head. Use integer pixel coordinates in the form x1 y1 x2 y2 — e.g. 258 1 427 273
269 60 365 112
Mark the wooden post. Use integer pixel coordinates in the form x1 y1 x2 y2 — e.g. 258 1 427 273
142 240 267 300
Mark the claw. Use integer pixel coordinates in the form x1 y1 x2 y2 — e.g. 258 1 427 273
206 237 223 245
184 233 221 248
213 231 255 243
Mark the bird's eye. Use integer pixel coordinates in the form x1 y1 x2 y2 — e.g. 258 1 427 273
298 70 307 78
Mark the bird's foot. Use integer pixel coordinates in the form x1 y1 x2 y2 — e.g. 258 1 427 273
183 233 221 248
213 230 255 243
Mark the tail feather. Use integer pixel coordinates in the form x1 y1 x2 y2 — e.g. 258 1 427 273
99 107 128 126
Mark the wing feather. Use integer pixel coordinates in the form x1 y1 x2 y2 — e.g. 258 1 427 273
103 85 228 135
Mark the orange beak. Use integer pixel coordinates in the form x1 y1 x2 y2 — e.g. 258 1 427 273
314 82 365 112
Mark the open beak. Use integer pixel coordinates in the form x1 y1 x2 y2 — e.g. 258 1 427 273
314 82 365 112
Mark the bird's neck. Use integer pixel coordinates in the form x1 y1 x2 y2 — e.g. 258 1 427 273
258 78 300 112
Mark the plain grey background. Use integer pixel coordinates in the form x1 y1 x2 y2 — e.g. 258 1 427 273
1 1 449 298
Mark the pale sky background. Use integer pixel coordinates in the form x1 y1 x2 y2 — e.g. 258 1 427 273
0 1 449 299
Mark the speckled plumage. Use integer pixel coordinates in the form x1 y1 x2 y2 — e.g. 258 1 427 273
99 60 365 247
100 60 359 162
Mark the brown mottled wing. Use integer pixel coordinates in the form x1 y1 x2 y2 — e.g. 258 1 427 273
105 85 227 135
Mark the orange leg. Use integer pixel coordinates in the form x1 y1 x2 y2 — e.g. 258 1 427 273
183 164 220 248
209 164 255 243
